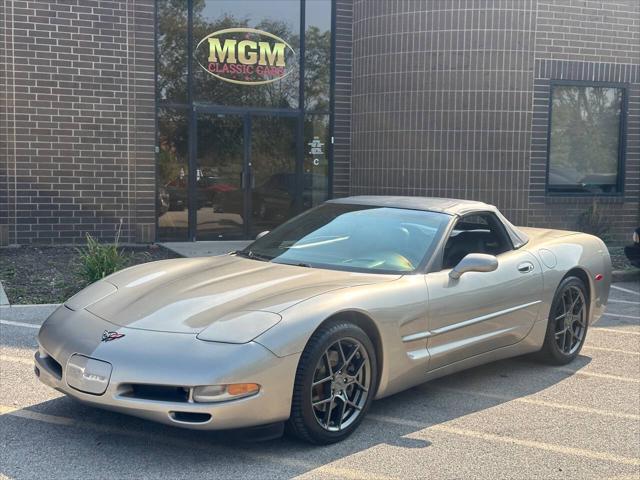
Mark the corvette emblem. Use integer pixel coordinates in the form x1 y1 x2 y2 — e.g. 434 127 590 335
101 330 125 342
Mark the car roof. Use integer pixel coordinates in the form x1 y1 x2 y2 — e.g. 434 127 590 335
327 195 529 248
328 195 497 216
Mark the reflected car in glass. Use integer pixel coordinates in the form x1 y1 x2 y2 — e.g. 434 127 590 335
34 196 612 444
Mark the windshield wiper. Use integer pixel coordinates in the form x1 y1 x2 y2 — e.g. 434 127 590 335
274 260 313 268
232 250 273 262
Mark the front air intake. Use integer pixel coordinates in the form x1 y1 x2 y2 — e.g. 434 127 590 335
169 411 212 424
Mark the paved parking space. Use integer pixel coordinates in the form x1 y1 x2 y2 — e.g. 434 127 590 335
1 282 638 479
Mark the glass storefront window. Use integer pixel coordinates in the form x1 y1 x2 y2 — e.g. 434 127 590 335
157 108 189 240
304 0 332 112
548 84 624 194
155 1 333 241
304 114 330 207
193 0 301 108
157 0 188 104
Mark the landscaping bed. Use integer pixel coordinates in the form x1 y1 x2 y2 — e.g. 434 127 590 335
0 245 181 305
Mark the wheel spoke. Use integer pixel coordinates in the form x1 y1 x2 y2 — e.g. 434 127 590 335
337 396 347 430
325 398 335 428
313 376 332 387
344 344 360 369
324 352 333 376
313 396 333 407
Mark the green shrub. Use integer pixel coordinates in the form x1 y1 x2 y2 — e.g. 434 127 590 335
76 227 127 284
575 201 612 244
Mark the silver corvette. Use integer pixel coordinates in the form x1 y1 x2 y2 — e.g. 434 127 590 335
35 196 612 444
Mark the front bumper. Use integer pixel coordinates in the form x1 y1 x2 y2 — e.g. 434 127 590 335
35 306 299 430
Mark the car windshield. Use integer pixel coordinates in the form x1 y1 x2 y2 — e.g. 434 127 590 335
241 203 451 274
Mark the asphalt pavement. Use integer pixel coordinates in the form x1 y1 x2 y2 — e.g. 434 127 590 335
1 282 638 479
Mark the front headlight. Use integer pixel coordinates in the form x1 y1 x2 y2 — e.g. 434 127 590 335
196 311 281 343
192 383 260 403
64 281 117 311
633 230 639 244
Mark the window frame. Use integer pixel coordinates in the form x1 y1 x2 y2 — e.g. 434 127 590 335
545 79 628 197
432 211 514 273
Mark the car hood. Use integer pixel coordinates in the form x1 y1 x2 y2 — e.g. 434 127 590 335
84 255 399 334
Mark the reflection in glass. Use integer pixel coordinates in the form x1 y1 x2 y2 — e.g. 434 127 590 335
305 0 331 112
197 114 245 240
304 115 330 208
193 0 301 108
157 0 188 103
548 85 623 194
250 116 298 237
157 108 189 240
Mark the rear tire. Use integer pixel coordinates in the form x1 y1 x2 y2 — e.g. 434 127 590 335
286 321 378 444
538 276 589 365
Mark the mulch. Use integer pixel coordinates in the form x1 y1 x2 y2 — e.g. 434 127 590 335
0 245 181 305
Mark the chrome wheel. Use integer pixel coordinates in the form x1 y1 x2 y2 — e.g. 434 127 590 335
310 337 371 432
554 285 587 355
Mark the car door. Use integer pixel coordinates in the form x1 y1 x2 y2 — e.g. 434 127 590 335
424 212 543 371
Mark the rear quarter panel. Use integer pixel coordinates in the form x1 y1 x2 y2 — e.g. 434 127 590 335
524 231 611 325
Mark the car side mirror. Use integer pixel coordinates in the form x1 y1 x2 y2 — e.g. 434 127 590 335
255 231 269 240
449 253 498 280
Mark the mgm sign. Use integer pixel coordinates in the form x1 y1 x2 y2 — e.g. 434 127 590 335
195 28 296 85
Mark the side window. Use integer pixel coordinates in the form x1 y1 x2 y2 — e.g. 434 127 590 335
442 213 513 269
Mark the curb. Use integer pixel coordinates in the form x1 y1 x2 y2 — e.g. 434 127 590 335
611 269 640 283
0 281 9 307
0 304 60 322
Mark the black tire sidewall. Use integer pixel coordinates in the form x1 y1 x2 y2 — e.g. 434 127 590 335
293 322 378 444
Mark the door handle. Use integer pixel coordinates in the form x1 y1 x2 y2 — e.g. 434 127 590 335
517 262 534 273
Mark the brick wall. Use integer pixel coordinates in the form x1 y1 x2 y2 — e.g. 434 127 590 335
528 0 640 242
332 0 353 198
0 0 155 245
350 0 536 225
348 0 639 242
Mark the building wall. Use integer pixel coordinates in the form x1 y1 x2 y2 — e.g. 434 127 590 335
528 0 640 242
351 0 536 225
350 0 639 241
332 0 353 198
0 0 155 245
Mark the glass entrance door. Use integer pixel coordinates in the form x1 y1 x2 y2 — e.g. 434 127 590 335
195 112 299 240
249 115 298 238
196 112 246 240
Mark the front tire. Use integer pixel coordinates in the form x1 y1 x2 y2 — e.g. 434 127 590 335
538 276 589 365
287 321 378 444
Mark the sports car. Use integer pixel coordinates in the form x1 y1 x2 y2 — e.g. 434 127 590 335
35 196 612 444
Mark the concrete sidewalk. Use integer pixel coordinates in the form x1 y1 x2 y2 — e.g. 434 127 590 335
160 240 250 258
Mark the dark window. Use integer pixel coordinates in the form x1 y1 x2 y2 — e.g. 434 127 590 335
157 108 189 240
547 83 626 195
442 213 512 269
157 0 188 104
192 0 301 108
304 0 332 112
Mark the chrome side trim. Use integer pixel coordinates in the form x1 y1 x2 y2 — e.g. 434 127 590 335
401 331 433 343
431 300 542 336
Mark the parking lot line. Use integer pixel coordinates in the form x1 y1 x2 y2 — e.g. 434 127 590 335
602 313 640 320
430 386 640 420
583 345 640 356
611 285 640 296
0 319 40 329
608 299 640 305
0 405 389 480
557 368 640 383
592 327 640 335
368 414 640 467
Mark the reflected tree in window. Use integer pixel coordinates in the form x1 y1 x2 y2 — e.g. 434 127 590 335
548 85 623 194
